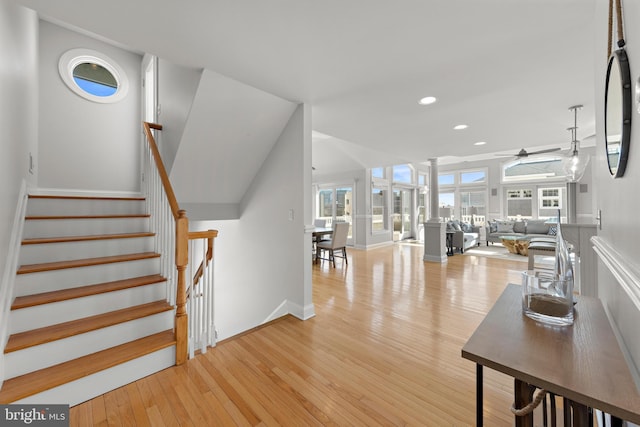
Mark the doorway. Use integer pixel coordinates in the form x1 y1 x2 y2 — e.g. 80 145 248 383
317 185 354 245
393 188 413 241
142 54 158 124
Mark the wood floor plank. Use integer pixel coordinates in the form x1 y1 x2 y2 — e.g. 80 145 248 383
153 368 197 427
124 382 152 427
89 396 107 427
67 244 529 426
144 405 166 427
103 391 123 427
141 375 181 427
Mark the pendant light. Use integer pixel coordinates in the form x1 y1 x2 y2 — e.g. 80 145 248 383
563 105 590 182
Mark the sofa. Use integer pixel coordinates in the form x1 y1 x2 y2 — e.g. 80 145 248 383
446 220 480 253
485 219 557 245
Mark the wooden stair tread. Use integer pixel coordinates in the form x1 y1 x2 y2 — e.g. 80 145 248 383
22 232 155 245
17 252 160 274
0 330 175 403
11 274 166 309
25 214 150 220
5 301 173 353
28 194 145 201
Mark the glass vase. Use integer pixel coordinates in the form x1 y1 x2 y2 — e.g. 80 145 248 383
522 211 574 326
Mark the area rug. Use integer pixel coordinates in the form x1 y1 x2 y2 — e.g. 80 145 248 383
463 245 557 270
462 244 528 262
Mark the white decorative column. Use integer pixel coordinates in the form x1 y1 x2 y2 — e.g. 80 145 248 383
423 158 447 262
566 181 577 224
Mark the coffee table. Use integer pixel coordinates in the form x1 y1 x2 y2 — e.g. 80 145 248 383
500 236 529 256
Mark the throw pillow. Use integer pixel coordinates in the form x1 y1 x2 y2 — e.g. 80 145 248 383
548 225 557 236
496 220 514 233
488 221 498 233
461 222 473 233
450 220 462 231
526 220 549 234
446 221 456 232
513 221 526 234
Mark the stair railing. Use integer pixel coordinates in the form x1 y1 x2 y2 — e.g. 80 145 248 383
142 122 217 365
187 230 218 357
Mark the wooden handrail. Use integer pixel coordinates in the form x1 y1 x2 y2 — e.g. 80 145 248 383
188 230 218 291
143 122 180 219
143 124 219 362
143 122 189 365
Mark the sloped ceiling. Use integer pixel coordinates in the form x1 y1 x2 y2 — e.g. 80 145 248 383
312 132 410 176
170 69 297 204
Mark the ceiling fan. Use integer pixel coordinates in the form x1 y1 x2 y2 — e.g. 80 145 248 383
495 147 561 158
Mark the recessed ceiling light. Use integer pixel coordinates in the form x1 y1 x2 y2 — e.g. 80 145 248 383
453 124 468 130
418 96 437 105
474 141 487 146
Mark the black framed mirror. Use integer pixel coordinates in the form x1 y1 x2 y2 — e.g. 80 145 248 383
604 48 632 178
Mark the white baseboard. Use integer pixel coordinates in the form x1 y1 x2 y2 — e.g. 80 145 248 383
262 299 316 324
423 254 448 263
288 301 316 320
354 241 394 250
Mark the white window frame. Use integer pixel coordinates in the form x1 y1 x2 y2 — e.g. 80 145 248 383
58 48 129 104
538 187 563 210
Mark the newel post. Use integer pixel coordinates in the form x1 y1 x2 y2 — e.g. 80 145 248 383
175 210 189 365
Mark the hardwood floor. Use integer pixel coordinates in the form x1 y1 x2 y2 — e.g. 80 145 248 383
70 243 529 426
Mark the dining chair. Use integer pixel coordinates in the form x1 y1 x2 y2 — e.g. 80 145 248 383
316 222 350 268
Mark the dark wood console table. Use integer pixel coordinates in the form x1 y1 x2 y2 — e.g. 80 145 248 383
462 284 640 426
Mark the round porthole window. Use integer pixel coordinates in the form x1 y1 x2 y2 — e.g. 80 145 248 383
59 48 129 103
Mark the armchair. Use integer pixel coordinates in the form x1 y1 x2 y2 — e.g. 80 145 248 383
450 225 480 254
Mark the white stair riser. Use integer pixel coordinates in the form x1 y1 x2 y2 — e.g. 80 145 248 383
26 198 147 217
23 217 150 238
10 282 167 334
19 236 155 265
5 310 174 379
13 346 175 406
14 258 162 296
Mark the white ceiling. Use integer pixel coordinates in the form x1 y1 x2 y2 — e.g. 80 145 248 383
15 0 598 173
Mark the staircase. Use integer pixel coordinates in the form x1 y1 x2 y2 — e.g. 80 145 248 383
0 194 177 406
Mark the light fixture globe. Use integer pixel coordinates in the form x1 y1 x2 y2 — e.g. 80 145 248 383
563 141 590 182
562 105 590 182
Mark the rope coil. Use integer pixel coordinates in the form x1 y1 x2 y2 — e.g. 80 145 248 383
607 0 626 59
510 389 547 416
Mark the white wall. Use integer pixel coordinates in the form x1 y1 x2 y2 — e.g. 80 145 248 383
191 104 312 341
593 0 640 378
0 0 38 388
157 58 201 173
38 20 141 192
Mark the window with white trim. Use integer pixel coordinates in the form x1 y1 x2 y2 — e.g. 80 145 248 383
371 186 388 232
506 188 533 219
58 48 129 103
